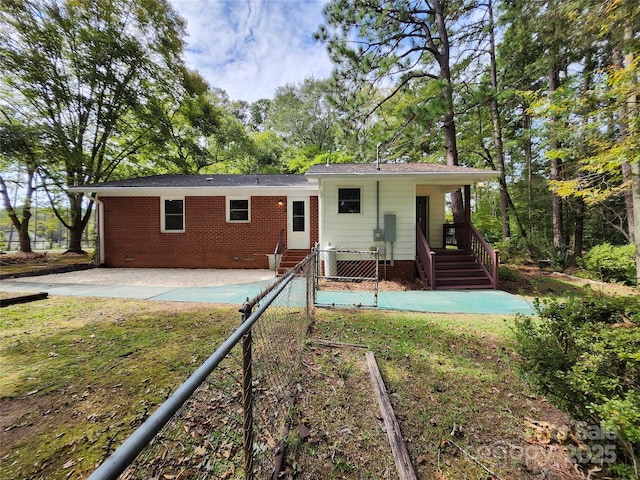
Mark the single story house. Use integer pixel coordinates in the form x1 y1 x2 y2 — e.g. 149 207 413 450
72 162 500 289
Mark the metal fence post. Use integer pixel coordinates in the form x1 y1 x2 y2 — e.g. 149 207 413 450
240 300 254 480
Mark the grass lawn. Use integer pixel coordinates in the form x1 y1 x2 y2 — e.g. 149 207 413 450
289 309 579 479
0 297 239 480
1 258 636 479
1 297 581 480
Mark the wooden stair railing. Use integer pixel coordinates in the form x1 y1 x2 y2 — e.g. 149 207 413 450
415 224 435 290
443 223 500 289
468 224 500 289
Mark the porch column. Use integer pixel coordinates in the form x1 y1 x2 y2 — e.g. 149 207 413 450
464 185 471 250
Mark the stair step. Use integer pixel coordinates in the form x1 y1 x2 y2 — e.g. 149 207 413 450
435 276 492 286
436 270 487 279
276 250 311 276
435 262 480 270
434 284 494 290
434 256 475 263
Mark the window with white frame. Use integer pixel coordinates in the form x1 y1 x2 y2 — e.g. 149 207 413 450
162 198 184 232
227 198 250 222
338 188 361 213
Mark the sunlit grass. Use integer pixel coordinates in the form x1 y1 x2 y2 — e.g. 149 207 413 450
0 297 238 480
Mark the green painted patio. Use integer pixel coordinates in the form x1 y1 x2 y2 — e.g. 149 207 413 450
1 278 535 315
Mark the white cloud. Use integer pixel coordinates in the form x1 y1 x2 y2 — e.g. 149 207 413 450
170 0 334 102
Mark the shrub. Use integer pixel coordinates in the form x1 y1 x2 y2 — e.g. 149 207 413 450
583 243 637 285
513 294 640 476
494 237 531 265
546 245 571 271
498 265 519 282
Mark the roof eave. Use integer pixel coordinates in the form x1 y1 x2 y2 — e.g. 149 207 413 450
304 170 500 183
68 184 319 196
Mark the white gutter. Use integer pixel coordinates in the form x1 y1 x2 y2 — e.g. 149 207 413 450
68 184 319 197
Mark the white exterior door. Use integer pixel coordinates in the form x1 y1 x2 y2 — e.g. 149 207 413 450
287 197 310 249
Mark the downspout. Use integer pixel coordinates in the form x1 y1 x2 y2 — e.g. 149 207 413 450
376 181 380 230
376 180 386 278
376 144 388 276
87 195 104 266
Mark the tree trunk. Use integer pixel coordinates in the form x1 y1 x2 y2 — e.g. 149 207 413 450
623 38 639 286
632 163 640 287
66 192 90 253
434 0 464 224
622 163 635 243
0 171 34 253
488 0 510 240
524 108 533 238
549 65 564 250
574 198 585 260
482 146 532 256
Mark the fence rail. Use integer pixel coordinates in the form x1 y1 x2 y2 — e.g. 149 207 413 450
89 254 315 480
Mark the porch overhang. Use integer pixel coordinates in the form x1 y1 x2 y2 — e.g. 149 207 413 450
305 162 499 186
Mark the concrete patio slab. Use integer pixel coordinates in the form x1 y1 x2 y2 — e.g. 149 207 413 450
1 271 535 315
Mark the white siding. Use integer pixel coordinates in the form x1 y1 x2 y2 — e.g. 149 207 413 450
319 178 450 260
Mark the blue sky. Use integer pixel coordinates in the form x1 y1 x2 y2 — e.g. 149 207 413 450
169 0 334 102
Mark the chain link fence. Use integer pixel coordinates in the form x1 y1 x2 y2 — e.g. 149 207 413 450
315 246 379 308
89 254 315 480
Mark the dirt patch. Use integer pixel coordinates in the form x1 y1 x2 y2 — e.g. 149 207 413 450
283 344 396 478
0 251 93 279
318 277 423 292
500 264 638 298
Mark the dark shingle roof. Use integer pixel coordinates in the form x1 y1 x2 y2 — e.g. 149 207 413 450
76 174 310 189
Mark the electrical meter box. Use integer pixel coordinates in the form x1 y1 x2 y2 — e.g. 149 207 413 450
373 229 385 241
384 214 396 242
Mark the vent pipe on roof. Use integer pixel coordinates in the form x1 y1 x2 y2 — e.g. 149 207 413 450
376 143 381 170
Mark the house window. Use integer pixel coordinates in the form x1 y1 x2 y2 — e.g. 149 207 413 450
292 200 305 232
338 188 361 213
162 198 184 232
227 198 250 222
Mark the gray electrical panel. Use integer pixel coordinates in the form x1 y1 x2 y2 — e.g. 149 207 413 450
384 214 396 241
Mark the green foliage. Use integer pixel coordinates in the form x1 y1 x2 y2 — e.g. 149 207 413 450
513 294 640 473
583 243 637 285
547 245 571 272
284 147 353 174
498 265 519 282
0 0 188 251
494 237 532 265
266 78 338 152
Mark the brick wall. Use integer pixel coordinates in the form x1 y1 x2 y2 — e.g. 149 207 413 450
380 260 416 280
101 196 319 269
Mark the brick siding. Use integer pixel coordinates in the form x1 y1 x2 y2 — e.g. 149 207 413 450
101 196 318 269
379 260 416 280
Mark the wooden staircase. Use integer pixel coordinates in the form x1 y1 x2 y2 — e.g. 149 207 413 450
430 249 493 290
277 249 310 276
